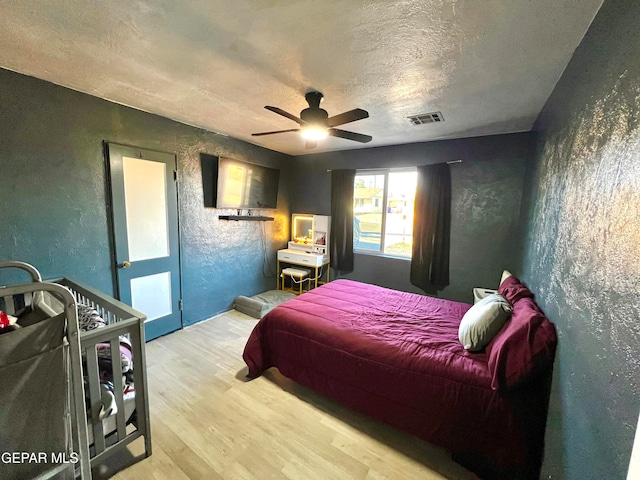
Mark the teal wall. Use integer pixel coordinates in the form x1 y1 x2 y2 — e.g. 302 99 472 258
288 134 535 303
523 0 640 477
0 68 291 326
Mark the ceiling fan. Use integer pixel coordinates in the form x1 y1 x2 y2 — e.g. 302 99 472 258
252 91 372 149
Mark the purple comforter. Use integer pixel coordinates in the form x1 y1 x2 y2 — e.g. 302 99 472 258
243 279 553 479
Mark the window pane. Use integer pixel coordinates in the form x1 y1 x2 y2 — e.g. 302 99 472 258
130 271 172 321
354 174 384 252
123 156 169 261
383 171 417 257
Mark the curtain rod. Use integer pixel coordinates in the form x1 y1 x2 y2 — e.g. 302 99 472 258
326 160 462 172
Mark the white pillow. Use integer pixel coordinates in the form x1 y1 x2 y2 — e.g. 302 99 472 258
459 293 513 351
500 270 513 286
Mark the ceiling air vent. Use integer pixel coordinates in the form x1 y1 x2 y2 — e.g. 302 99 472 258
407 111 444 125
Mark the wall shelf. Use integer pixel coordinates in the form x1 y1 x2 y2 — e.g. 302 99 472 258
218 215 274 221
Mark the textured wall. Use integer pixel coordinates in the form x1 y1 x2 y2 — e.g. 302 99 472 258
0 68 291 326
523 0 640 478
289 133 534 303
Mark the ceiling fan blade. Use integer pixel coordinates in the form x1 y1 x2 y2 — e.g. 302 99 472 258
252 128 300 136
328 128 373 143
305 140 318 150
326 108 369 127
265 106 307 125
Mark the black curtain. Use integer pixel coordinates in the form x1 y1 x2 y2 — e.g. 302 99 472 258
410 163 452 293
330 169 356 274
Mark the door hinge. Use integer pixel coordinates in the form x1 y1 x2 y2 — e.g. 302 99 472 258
178 299 183 310
173 170 178 181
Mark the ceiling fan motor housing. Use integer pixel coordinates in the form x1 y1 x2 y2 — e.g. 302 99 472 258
301 91 328 125
300 107 328 125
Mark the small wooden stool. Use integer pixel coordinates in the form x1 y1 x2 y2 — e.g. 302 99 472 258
281 268 310 294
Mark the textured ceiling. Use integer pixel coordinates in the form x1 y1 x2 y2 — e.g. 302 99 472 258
0 0 603 156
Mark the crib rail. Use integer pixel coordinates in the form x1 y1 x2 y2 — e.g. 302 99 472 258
57 278 143 326
55 278 152 467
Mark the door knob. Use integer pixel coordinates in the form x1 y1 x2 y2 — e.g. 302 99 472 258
120 261 131 269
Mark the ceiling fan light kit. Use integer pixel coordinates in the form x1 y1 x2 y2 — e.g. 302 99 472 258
252 91 372 149
300 126 328 140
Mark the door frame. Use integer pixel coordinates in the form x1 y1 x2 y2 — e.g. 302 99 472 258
103 141 184 336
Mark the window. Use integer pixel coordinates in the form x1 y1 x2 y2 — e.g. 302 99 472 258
353 169 418 258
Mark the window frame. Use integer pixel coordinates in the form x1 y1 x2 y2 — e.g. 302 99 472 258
353 167 417 259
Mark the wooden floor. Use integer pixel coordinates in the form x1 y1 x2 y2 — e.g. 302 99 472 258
95 310 474 480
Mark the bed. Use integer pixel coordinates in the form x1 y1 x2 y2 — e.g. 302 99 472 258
243 277 557 480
